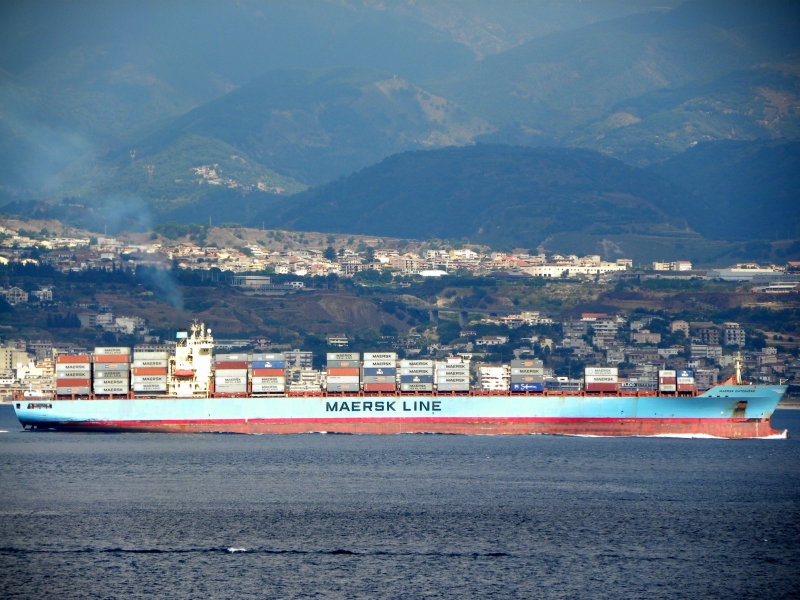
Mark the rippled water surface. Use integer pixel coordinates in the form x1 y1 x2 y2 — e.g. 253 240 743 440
1 406 799 598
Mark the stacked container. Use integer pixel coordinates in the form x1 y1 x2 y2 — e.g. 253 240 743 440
362 352 397 392
214 353 248 395
658 370 677 393
436 360 470 392
132 350 169 394
55 355 91 395
327 352 360 392
251 353 285 393
584 367 618 392
676 369 696 393
510 359 544 392
93 347 131 396
399 359 434 392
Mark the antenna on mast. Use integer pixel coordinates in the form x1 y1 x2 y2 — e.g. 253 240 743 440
735 351 743 385
144 164 155 184
130 149 136 164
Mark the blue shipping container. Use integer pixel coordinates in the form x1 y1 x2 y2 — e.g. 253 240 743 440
677 370 694 377
511 383 544 392
251 361 285 369
400 375 433 384
364 367 397 376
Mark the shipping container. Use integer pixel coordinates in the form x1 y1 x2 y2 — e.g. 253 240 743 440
327 352 359 361
327 383 359 392
326 375 360 384
132 367 168 376
658 370 677 378
132 359 169 368
93 347 131 355
56 355 91 364
214 369 248 377
362 361 396 369
677 377 696 385
214 384 247 393
584 367 618 376
216 354 248 361
92 363 129 371
363 353 396 361
214 361 248 370
400 367 434 375
56 386 91 395
93 355 130 364
400 360 434 368
251 377 286 386
510 375 544 383
585 383 619 392
363 375 394 384
437 384 470 392
55 363 91 371
400 375 433 384
93 385 129 395
250 368 284 377
677 370 694 378
511 367 545 376
659 384 677 392
438 376 470 384
364 367 396 376
55 370 91 378
252 354 284 361
327 367 360 377
132 351 170 360
326 360 359 368
584 375 619 383
251 361 285 369
133 383 167 392
363 383 397 392
56 378 91 387
510 383 544 392
214 376 247 386
252 384 286 393
400 383 434 392
511 359 543 368
132 375 167 384
659 377 677 384
677 384 696 392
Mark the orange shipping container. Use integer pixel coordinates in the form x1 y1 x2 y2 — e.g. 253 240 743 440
94 355 130 364
56 378 91 387
251 368 284 377
132 367 169 376
327 367 360 376
215 361 248 370
57 355 91 364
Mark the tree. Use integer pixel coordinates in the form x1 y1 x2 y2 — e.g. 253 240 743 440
323 246 337 261
380 324 398 337
365 247 375 262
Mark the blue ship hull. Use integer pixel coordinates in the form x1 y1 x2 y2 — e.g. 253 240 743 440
13 384 788 438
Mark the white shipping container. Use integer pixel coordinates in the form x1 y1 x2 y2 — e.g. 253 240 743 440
658 370 677 377
437 366 469 372
326 375 360 384
400 383 434 392
400 360 434 368
93 385 129 394
55 369 91 377
400 368 434 375
362 360 395 368
677 377 696 385
133 351 170 359
659 384 677 392
215 376 247 386
92 371 130 380
584 375 619 383
214 384 247 393
133 359 169 368
252 384 285 393
132 375 168 384
327 352 359 361
213 369 248 377
363 353 396 360
511 368 544 375
251 377 286 385
93 347 131 355
56 363 91 371
438 376 470 384
133 383 167 392
584 367 618 376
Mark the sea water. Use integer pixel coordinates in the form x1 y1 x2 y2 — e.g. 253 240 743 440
0 405 798 598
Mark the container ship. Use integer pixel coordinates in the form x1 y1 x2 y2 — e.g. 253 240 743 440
13 323 788 439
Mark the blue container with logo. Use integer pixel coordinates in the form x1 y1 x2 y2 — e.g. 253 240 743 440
400 375 433 384
251 361 285 369
511 383 544 392
364 367 396 376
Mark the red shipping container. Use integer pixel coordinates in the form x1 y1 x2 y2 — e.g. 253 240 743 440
251 368 284 377
363 383 397 392
659 377 677 384
57 355 91 364
94 354 130 363
56 378 90 387
215 361 248 370
677 384 696 392
132 367 168 376
585 383 619 392
327 367 360 376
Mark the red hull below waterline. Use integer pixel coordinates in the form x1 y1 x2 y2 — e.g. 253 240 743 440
40 417 787 438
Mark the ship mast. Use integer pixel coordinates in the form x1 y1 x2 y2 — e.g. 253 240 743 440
735 351 742 385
